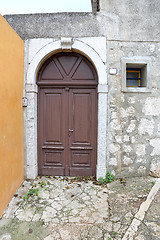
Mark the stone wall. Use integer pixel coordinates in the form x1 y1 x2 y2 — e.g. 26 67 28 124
4 0 160 42
100 0 160 177
107 40 160 177
4 0 160 178
100 0 160 41
4 13 104 39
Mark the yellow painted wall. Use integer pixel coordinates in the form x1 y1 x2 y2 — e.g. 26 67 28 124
0 15 24 218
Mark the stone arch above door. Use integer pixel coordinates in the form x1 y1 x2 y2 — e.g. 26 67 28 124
24 37 108 179
27 38 107 86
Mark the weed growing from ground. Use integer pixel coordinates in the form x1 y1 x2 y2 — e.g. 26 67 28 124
23 188 40 200
152 181 155 186
39 181 46 187
98 171 115 185
146 188 150 193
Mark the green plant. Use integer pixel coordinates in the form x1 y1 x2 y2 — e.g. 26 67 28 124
152 181 155 186
73 177 79 180
98 171 115 185
39 181 46 187
146 188 150 194
23 188 39 200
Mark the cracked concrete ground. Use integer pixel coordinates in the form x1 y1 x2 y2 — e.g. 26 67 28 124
0 176 159 240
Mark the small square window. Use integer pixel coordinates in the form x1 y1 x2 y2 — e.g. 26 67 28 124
121 57 152 93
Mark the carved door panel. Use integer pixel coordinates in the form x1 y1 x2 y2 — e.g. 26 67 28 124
68 88 97 176
38 88 66 176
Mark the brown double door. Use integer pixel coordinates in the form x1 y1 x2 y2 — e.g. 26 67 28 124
37 52 97 176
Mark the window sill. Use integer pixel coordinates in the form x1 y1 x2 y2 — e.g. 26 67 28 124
122 87 152 93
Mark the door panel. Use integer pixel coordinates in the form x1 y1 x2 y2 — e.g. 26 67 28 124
71 152 91 166
69 88 97 176
45 93 62 143
38 87 97 176
38 88 66 176
72 92 91 143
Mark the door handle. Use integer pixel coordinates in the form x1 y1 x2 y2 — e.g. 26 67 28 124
68 129 74 137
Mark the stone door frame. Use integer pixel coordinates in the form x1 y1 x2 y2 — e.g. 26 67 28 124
24 37 108 179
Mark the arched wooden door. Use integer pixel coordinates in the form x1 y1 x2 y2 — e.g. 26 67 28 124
37 52 98 176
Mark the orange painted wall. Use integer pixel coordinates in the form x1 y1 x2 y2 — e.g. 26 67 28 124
0 15 24 218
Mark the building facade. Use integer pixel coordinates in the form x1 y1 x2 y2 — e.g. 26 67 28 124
4 0 160 180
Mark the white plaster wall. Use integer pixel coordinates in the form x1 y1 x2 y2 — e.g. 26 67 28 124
23 37 108 179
